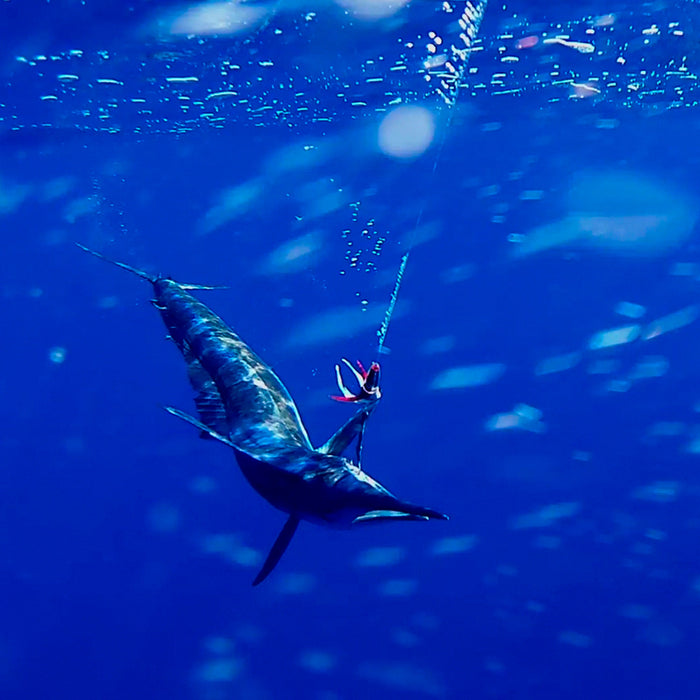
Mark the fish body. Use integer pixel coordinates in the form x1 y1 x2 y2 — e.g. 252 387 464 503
80 246 447 583
152 278 442 523
153 277 313 454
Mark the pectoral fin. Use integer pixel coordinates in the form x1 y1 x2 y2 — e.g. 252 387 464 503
353 510 430 524
353 504 449 525
252 515 300 586
163 406 233 446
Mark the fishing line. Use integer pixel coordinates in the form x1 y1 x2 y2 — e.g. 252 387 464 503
375 0 488 356
375 103 457 356
333 1 488 411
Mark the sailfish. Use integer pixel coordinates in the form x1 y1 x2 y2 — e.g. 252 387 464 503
79 245 448 585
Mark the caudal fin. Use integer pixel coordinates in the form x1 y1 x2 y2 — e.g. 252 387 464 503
252 515 300 586
76 243 155 282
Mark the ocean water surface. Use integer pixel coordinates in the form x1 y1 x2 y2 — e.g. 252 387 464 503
3 0 700 697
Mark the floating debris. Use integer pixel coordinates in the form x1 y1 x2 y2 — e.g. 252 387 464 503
285 304 394 350
298 650 336 673
166 76 199 83
420 336 456 355
603 379 632 393
588 325 640 351
519 189 545 201
685 435 700 455
189 476 218 494
486 404 546 433
0 178 31 215
194 657 243 684
274 572 316 595
570 82 600 98
619 604 655 620
510 502 580 530
48 346 67 364
161 0 270 37
377 105 435 159
63 195 100 224
200 534 262 568
356 547 405 568
205 90 238 100
431 535 478 556
391 627 421 646
430 363 506 390
357 662 446 697
202 636 234 656
147 502 181 533
639 620 683 647
642 306 699 340
260 231 325 275
631 481 680 503
533 535 561 549
198 179 263 234
379 579 418 597
646 422 685 438
543 37 595 53
628 356 669 381
558 630 593 648
615 301 646 319
440 264 475 284
534 351 581 376
513 172 697 258
670 262 698 277
587 359 619 375
338 0 411 20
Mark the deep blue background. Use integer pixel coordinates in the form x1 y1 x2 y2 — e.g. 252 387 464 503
2 1 700 698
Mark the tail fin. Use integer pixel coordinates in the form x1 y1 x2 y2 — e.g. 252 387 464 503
252 515 300 587
76 243 155 283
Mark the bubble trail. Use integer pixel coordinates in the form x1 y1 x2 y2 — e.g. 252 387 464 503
424 0 489 106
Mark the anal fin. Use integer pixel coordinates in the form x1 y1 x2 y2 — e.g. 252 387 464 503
252 515 300 586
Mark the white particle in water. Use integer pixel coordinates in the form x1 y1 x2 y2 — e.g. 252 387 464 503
356 546 405 567
377 105 435 159
49 346 67 364
559 630 592 648
614 301 646 319
588 325 640 350
430 363 505 390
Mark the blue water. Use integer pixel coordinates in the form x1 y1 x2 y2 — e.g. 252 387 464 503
3 1 700 697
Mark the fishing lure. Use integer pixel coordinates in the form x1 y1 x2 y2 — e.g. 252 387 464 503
79 245 448 586
331 358 381 404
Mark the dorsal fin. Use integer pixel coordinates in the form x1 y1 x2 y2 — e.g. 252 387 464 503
318 403 377 467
